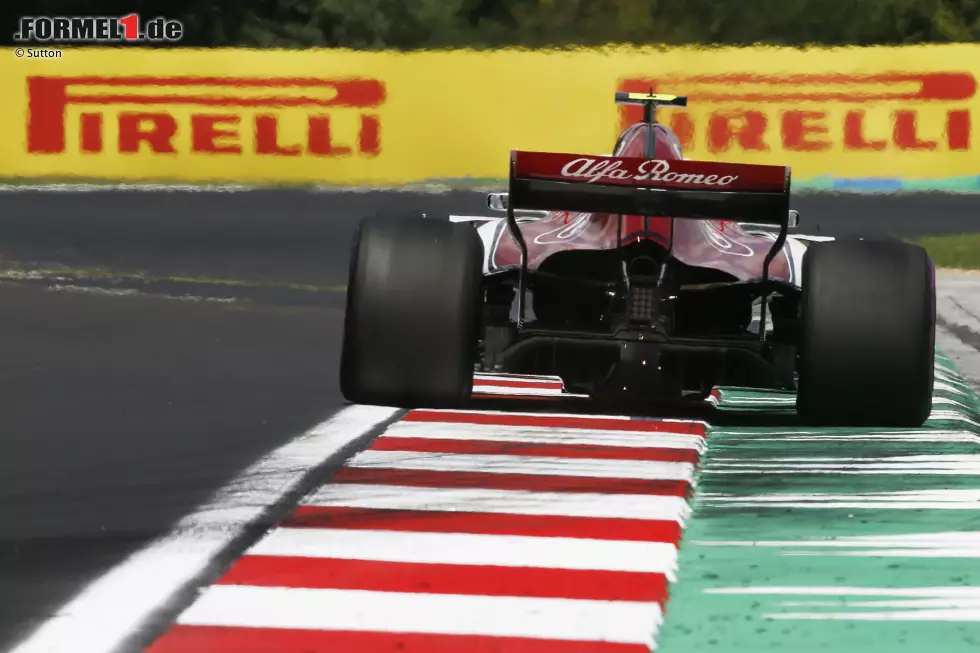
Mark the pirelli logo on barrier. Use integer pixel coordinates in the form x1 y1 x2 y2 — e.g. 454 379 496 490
6 47 980 184
618 73 975 156
26 75 386 157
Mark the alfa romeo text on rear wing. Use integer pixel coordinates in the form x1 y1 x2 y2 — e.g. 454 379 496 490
509 151 791 224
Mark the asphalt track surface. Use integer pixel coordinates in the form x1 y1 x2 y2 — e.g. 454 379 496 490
0 189 977 287
0 188 977 651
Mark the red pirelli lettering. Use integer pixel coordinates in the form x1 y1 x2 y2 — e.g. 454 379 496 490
191 115 241 154
118 112 176 153
624 72 977 106
894 110 938 150
843 110 887 150
619 72 976 153
359 114 381 156
255 115 300 156
947 110 971 150
308 116 352 156
706 110 769 153
79 113 102 153
668 112 695 151
782 110 832 152
26 75 387 156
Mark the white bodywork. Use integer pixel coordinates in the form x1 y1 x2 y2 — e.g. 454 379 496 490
448 203 834 289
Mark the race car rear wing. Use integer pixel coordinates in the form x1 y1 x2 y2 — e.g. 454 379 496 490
504 151 794 336
508 151 791 224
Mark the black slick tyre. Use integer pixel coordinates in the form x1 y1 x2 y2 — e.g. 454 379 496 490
797 239 935 427
340 214 484 408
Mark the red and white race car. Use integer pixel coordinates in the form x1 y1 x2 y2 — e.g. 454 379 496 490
340 92 936 427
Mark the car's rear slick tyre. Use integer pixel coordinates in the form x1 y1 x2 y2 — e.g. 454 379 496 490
340 214 483 408
797 239 935 427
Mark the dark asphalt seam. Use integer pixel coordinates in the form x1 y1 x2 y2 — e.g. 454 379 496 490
937 315 980 392
112 406 407 653
951 296 980 326
0 277 345 308
938 315 980 354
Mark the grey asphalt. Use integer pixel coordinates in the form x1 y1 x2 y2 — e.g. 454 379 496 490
0 188 976 651
0 189 975 286
936 270 980 389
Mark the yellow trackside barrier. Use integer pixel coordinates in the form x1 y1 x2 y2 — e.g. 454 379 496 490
2 45 978 184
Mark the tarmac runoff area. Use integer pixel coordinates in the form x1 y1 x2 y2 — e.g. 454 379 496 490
0 187 977 652
936 270 980 389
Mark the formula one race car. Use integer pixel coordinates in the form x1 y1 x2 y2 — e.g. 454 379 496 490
340 92 936 427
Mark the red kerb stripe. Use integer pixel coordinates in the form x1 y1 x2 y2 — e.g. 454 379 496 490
404 411 706 435
283 506 683 542
147 626 650 653
472 378 563 389
331 467 691 496
471 393 564 401
217 555 669 602
370 436 700 463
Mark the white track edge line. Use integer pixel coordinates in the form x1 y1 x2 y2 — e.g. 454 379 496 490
9 404 400 653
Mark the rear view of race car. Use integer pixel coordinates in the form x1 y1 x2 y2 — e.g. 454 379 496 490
340 93 936 428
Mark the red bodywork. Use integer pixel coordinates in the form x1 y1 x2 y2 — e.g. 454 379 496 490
490 123 792 282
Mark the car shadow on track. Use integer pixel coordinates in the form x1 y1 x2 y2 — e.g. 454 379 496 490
462 396 802 428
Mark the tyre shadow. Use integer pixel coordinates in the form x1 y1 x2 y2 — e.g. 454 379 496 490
465 395 803 428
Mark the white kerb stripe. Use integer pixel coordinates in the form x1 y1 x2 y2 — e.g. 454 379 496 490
384 420 706 451
178 586 661 646
472 386 566 396
248 527 678 574
346 450 695 482
304 484 691 522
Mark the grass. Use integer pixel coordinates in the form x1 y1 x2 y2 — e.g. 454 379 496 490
909 233 980 270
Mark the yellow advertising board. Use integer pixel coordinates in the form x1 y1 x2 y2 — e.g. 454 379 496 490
1 45 978 185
